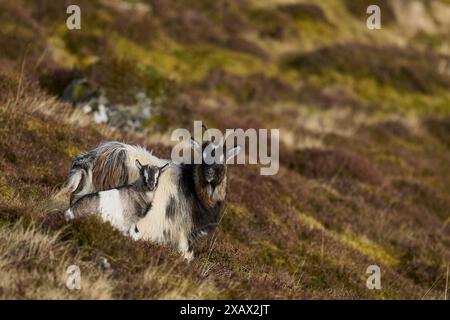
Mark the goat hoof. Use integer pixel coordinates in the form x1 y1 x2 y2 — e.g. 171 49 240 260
129 224 141 241
130 231 141 241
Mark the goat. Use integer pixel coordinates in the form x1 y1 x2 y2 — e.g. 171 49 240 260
58 127 241 260
64 160 169 240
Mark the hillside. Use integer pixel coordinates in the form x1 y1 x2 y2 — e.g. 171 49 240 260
0 0 449 299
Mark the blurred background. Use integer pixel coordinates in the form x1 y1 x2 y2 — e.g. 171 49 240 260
0 0 449 299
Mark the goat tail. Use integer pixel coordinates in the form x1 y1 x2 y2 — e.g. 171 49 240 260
58 169 84 197
49 169 85 213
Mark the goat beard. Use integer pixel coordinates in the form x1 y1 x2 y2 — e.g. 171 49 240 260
206 184 214 197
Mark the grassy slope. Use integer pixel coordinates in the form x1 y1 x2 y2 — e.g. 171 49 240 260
0 0 449 299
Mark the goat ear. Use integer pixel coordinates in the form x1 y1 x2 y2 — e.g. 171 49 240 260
190 138 202 153
135 159 143 170
226 146 242 163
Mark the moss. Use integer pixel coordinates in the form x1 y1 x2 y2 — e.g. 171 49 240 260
0 177 15 202
220 203 251 244
253 240 288 267
143 114 170 132
293 17 336 47
46 36 80 69
295 208 399 267
337 231 399 266
111 34 276 82
26 118 46 133
298 213 326 231
373 153 414 175
225 203 249 219
0 22 35 38
172 45 271 79
30 165 50 176
47 21 100 70
62 145 83 159
62 28 103 57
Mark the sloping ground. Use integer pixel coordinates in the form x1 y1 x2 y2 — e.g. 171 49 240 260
0 0 449 299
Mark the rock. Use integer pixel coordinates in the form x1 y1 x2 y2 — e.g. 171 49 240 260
106 92 153 131
391 0 437 35
81 93 110 124
61 78 97 106
99 257 111 270
93 104 109 124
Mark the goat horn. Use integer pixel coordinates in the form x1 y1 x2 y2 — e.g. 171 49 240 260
160 163 170 171
222 129 233 145
202 123 210 142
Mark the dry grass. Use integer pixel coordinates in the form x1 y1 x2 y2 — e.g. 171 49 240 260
0 221 114 299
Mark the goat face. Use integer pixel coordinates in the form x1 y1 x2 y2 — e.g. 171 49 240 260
201 143 227 187
202 162 226 187
190 138 241 199
135 160 169 191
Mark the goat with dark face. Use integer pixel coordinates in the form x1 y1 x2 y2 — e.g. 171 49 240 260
57 125 241 260
135 133 241 260
179 137 241 244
